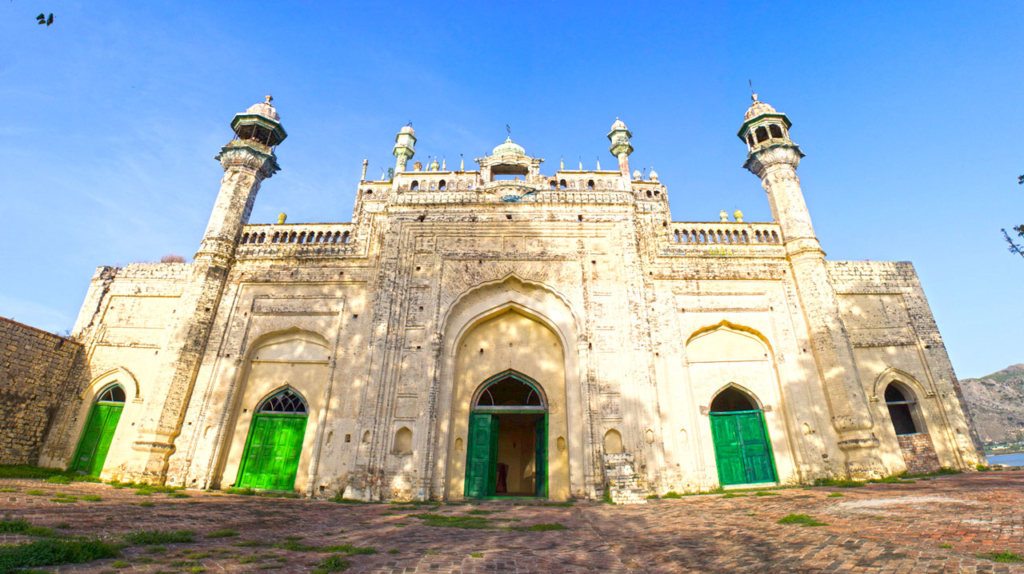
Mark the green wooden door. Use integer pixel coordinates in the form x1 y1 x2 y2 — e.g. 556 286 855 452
237 413 307 491
70 402 123 476
465 413 499 498
534 415 548 497
710 411 777 486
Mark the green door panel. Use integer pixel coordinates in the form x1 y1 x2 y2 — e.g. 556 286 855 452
70 402 123 476
710 410 777 486
534 415 548 497
465 413 496 499
237 413 306 491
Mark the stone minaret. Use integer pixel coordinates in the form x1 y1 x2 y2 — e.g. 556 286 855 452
124 96 286 482
392 125 417 173
739 94 882 479
607 118 633 179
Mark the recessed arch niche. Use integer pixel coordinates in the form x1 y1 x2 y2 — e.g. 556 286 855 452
217 329 330 492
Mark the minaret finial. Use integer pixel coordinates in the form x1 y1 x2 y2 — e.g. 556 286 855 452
265 94 273 104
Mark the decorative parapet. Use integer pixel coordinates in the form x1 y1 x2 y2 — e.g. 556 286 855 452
236 223 358 259
665 222 786 257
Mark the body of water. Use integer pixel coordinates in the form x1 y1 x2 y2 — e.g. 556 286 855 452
986 452 1024 466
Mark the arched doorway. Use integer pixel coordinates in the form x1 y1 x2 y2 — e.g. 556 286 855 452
236 388 308 491
465 371 548 498
884 384 922 436
70 384 126 476
709 387 777 486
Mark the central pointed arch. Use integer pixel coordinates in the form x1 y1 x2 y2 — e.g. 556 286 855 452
432 275 583 501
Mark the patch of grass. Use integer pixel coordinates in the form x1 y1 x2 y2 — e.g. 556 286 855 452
538 501 575 507
777 514 828 527
602 489 615 505
977 465 991 472
146 546 166 554
525 523 567 531
168 492 191 499
662 491 682 499
50 497 77 504
313 554 350 573
321 544 375 556
112 559 130 568
124 530 195 545
813 478 866 488
25 490 46 496
745 513 757 516
221 487 255 496
206 529 238 539
388 549 400 554
233 540 265 548
138 501 156 507
940 543 953 549
978 551 1024 562
0 465 68 480
238 554 262 564
721 493 746 498
80 495 102 502
0 519 56 538
470 552 483 558
0 537 123 571
827 493 844 498
755 491 780 496
868 475 915 485
409 513 492 529
467 509 496 515
425 550 438 555
645 494 659 499
43 475 73 485
0 488 16 493
55 523 71 530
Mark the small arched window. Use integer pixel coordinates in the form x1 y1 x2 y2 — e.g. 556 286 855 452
476 378 543 407
769 124 784 139
559 179 567 189
755 126 769 143
587 180 595 190
604 429 623 454
394 427 413 454
885 384 919 435
746 133 755 147
549 180 556 190
710 387 757 413
411 181 419 191
259 389 307 414
439 180 447 191
97 384 126 403
342 231 350 244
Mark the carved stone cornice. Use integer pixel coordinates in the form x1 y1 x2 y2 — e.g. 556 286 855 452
216 140 280 179
743 143 804 178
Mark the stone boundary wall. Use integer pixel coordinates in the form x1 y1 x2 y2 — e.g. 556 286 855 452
0 317 86 465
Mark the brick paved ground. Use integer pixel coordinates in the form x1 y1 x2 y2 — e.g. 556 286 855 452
1 471 1023 573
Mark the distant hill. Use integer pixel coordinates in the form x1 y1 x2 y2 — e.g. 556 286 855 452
959 364 1024 446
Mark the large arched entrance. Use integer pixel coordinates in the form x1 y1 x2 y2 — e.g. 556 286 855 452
465 371 548 498
709 387 777 486
235 388 308 491
70 384 126 476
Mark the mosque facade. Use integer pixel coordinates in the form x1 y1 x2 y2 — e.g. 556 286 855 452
38 96 984 501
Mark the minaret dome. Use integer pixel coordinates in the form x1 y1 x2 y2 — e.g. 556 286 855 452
230 95 287 146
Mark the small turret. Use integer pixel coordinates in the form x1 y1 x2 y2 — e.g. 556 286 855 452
393 125 417 173
607 118 633 178
737 94 800 157
230 95 287 147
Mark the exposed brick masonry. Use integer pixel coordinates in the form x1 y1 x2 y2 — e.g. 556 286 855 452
0 317 85 465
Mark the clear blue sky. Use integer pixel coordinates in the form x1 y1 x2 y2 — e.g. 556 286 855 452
1 1 1021 378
